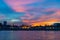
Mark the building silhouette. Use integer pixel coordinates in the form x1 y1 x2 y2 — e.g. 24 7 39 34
53 23 60 27
0 21 60 30
3 21 7 26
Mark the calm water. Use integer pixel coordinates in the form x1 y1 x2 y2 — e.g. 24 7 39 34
0 31 60 40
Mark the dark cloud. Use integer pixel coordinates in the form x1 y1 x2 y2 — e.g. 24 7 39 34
43 11 55 15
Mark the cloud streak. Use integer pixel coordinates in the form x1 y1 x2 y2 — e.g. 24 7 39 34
4 0 43 12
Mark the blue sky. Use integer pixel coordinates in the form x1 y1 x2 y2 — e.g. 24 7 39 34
0 0 60 25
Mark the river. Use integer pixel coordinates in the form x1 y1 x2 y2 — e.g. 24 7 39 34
0 31 60 40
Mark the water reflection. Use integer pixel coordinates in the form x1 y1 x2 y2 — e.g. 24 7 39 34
0 31 60 40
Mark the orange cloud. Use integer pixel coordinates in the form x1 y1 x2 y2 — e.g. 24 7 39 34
22 18 59 26
21 8 60 26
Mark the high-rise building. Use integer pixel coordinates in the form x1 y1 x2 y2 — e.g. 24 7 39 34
3 21 7 26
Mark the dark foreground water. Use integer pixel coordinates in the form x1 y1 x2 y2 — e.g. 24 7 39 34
0 31 60 40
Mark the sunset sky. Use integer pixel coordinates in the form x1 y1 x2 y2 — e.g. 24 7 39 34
0 0 60 26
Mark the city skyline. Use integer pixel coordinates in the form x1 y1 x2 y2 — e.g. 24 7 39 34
0 21 60 30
